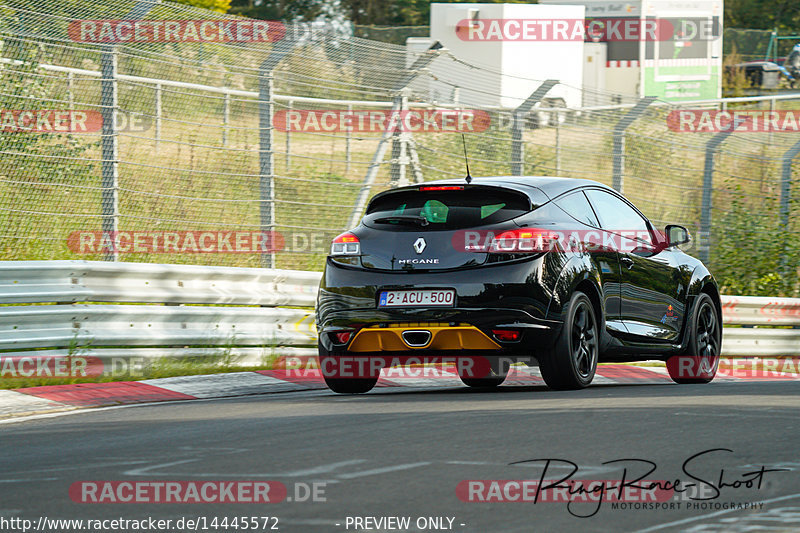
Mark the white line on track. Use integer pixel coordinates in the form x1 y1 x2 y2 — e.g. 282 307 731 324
0 477 58 483
337 462 431 479
632 493 800 533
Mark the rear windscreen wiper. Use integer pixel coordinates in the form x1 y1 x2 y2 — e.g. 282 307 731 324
373 215 430 227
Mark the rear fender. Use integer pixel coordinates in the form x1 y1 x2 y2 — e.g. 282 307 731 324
676 265 720 352
546 254 601 325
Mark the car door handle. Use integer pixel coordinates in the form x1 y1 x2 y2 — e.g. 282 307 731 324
621 257 635 269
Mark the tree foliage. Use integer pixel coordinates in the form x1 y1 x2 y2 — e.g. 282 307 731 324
226 0 800 31
167 0 232 14
230 0 525 24
724 0 800 31
230 0 323 21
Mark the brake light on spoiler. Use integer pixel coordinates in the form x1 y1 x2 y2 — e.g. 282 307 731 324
419 186 464 191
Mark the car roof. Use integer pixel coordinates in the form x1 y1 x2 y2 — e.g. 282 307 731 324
412 176 616 201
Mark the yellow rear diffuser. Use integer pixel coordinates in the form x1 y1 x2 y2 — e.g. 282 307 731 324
347 323 500 352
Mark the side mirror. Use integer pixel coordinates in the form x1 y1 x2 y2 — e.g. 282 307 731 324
665 224 690 247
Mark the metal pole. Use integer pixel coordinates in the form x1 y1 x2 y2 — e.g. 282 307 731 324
611 96 655 193
100 47 118 262
406 136 425 184
154 83 162 150
345 103 352 174
699 117 746 263
67 71 74 111
511 80 558 176
390 93 409 187
258 39 296 269
259 67 276 269
98 0 157 261
285 100 292 172
555 112 561 175
223 92 230 147
768 96 775 146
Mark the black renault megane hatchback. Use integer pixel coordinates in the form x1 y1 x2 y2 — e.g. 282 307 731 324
316 176 722 393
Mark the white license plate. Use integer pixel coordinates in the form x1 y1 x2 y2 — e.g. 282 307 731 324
378 289 455 308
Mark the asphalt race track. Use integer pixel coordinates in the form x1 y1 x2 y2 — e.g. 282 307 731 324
1 380 799 533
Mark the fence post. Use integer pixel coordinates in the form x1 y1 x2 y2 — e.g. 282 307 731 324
259 67 276 269
67 71 74 111
285 100 292 172
100 47 118 262
258 41 294 269
555 112 561 175
223 92 230 147
780 140 800 274
611 96 655 193
699 118 746 263
511 80 558 176
345 103 352 174
154 83 162 150
390 92 409 187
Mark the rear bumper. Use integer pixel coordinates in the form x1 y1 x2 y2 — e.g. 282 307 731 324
317 258 561 356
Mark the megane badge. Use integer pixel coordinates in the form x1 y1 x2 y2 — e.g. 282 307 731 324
413 237 426 254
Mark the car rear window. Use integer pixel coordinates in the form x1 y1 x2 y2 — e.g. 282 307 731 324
364 187 532 230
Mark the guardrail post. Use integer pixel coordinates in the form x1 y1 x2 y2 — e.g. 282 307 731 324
780 140 800 274
511 80 558 176
100 47 119 262
699 117 747 264
259 41 295 269
611 96 655 193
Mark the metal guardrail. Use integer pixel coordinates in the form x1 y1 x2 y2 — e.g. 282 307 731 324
720 295 800 356
0 260 320 306
0 261 321 361
721 295 800 326
0 262 797 359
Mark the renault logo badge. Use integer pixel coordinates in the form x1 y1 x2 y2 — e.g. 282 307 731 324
413 237 426 254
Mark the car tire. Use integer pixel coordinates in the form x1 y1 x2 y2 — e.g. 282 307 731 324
539 291 599 390
318 342 379 394
666 293 721 384
458 356 508 388
459 375 506 388
322 374 378 394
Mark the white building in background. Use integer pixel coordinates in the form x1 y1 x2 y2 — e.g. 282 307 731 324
406 3 585 109
541 0 723 101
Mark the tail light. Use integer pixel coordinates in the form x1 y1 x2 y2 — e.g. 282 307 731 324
420 186 464 191
492 329 521 342
330 330 353 345
489 228 560 254
331 232 360 256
